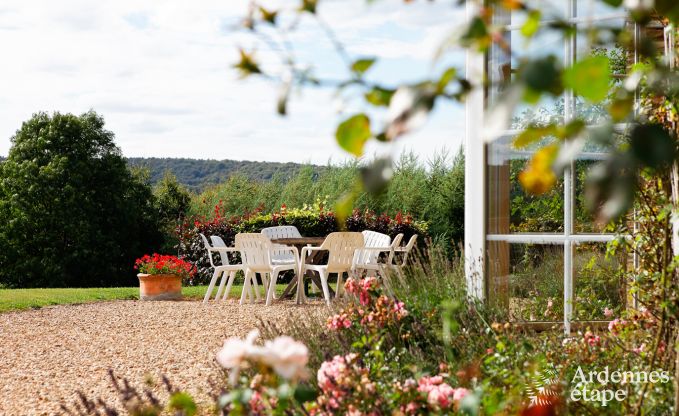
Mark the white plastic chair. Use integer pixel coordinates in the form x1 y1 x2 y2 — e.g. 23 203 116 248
299 232 364 305
388 234 418 279
200 234 246 303
353 231 404 278
235 233 299 306
260 226 302 265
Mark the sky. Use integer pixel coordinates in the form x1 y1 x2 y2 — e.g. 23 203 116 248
0 0 467 164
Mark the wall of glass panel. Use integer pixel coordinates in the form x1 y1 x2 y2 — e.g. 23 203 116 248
484 0 632 331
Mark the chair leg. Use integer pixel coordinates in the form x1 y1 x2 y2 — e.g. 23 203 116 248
319 270 331 306
203 269 221 304
296 266 306 304
240 270 251 305
222 271 236 300
265 271 277 306
252 274 261 301
215 269 228 300
335 272 344 299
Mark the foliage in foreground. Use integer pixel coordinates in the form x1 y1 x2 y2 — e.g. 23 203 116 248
64 248 674 415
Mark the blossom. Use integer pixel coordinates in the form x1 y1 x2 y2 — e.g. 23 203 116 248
327 313 352 330
261 336 309 380
603 307 613 318
452 388 470 402
427 383 455 408
632 343 646 355
584 331 601 347
216 329 260 384
608 318 627 336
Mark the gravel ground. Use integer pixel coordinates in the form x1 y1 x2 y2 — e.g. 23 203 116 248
0 298 325 415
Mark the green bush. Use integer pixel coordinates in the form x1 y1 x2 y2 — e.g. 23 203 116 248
0 111 163 288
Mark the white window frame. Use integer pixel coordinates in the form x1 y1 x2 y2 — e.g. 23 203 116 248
464 0 635 333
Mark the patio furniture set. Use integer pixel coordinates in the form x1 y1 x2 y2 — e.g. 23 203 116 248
200 226 417 306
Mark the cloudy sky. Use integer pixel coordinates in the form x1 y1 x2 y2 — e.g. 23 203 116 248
0 0 466 164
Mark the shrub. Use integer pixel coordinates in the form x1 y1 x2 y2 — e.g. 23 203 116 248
0 111 163 288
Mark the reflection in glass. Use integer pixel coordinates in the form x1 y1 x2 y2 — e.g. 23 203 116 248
487 242 564 322
488 136 564 234
572 243 626 320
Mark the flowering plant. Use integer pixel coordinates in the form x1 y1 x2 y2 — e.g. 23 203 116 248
134 253 196 280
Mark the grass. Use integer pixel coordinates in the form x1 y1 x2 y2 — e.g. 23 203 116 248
0 284 289 314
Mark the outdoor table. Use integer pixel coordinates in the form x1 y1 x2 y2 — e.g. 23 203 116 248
271 237 335 302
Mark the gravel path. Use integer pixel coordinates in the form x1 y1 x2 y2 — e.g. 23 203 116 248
0 299 325 415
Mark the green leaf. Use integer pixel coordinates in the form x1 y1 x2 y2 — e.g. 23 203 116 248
437 67 457 92
519 55 562 96
336 114 371 157
293 384 318 403
460 16 490 50
602 0 623 6
364 87 394 107
351 58 376 75
608 96 634 122
168 392 197 416
234 49 261 78
557 119 586 139
300 0 317 14
513 124 556 148
360 157 393 194
521 10 541 38
563 55 611 103
630 123 677 168
259 7 278 24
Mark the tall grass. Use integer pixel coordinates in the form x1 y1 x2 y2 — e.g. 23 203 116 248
191 149 464 248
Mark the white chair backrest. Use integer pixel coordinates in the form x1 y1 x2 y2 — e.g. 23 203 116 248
399 234 418 266
210 236 232 265
320 232 364 273
235 233 272 271
200 233 217 268
261 226 302 239
359 230 391 265
261 226 301 263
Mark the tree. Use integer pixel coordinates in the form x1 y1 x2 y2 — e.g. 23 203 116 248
153 171 191 254
0 111 162 287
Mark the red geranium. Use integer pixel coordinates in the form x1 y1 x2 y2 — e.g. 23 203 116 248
134 253 196 280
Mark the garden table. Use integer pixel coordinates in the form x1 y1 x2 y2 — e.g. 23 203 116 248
271 237 335 303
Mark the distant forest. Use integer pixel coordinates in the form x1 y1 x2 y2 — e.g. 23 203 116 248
126 157 324 192
0 156 321 192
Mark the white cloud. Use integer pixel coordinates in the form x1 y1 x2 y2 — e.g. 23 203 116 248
0 0 466 164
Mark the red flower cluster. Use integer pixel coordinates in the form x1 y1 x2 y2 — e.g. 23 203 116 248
134 253 196 280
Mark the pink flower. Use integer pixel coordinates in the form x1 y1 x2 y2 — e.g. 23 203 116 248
608 318 627 336
584 331 601 347
452 387 470 402
632 343 646 355
405 402 419 414
327 314 352 330
427 383 454 408
359 291 370 306
417 375 443 393
604 307 613 318
317 355 347 393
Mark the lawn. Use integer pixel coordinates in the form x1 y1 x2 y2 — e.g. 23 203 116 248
0 284 289 313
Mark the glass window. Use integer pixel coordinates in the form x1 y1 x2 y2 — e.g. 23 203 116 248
483 0 633 329
487 242 564 322
572 242 626 321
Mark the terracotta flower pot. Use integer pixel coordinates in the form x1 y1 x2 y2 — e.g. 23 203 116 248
137 273 183 301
